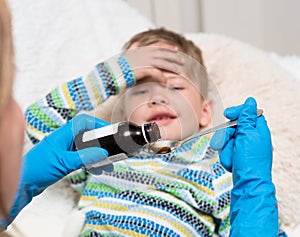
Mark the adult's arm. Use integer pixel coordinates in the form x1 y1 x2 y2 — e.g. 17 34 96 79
1 114 110 229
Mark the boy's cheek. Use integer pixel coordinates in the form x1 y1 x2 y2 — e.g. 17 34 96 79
126 112 146 126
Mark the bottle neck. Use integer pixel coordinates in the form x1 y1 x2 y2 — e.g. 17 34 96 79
141 123 161 143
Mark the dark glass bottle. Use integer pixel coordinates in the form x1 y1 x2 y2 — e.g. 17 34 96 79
74 121 161 168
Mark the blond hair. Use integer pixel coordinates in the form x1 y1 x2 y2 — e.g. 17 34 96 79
123 27 204 66
0 0 14 115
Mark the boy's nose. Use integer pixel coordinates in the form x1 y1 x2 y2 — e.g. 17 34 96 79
148 93 169 106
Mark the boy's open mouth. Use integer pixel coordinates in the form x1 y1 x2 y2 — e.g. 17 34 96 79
147 112 177 126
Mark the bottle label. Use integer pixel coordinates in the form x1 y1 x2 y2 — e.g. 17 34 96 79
82 123 119 142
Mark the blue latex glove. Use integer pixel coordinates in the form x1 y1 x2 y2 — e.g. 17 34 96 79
210 97 279 237
1 114 111 228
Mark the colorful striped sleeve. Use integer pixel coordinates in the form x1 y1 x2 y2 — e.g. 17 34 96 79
25 56 135 143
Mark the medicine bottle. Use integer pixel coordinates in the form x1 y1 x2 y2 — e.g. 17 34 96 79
75 121 161 169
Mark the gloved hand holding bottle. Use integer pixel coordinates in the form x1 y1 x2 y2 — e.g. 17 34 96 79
210 97 279 237
1 114 111 228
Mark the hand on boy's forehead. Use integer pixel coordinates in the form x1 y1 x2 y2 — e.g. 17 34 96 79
125 43 207 95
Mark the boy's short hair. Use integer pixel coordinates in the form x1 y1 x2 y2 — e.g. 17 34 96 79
123 27 204 67
123 27 208 98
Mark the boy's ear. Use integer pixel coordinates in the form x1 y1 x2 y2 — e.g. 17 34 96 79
199 99 212 128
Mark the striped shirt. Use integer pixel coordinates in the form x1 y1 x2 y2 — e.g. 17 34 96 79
74 138 232 237
25 56 232 236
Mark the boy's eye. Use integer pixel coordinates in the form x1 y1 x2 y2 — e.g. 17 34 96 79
132 89 149 95
169 85 184 91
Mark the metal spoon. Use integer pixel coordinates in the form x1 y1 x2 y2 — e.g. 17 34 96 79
143 109 263 155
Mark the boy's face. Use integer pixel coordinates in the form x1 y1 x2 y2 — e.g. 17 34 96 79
121 42 211 140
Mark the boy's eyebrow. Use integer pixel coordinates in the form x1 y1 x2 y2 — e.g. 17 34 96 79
165 75 190 84
165 74 178 79
134 81 170 91
135 76 167 85
165 71 200 85
163 71 190 81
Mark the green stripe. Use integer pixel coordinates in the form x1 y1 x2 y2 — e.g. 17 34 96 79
192 136 210 155
158 179 215 207
85 181 122 194
114 162 216 206
104 61 119 94
67 170 88 183
69 110 76 118
51 88 64 108
29 102 59 129
215 201 230 215
219 217 230 233
79 230 92 237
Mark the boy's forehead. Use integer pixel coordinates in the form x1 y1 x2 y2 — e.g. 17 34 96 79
135 72 200 91
136 70 185 84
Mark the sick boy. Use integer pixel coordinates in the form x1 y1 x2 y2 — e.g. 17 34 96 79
25 28 280 236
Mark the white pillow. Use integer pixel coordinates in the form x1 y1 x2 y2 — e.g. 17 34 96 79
185 32 300 229
9 0 154 112
9 0 154 153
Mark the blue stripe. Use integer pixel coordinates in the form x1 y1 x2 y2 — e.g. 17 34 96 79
67 80 80 109
75 78 94 110
117 56 135 87
25 109 53 133
95 63 110 98
85 210 180 237
38 100 65 126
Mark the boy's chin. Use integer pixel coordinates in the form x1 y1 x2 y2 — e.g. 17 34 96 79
159 130 184 141
156 125 179 140
156 123 199 141
163 131 200 141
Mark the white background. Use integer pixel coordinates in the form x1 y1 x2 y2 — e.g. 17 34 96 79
127 0 300 56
